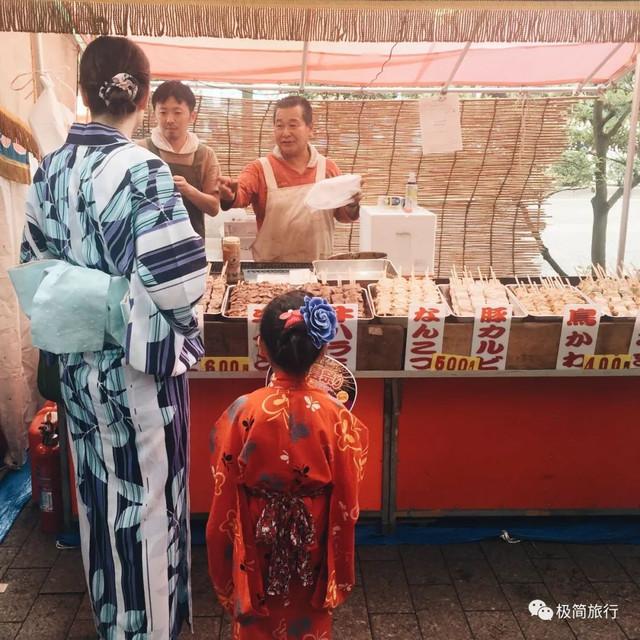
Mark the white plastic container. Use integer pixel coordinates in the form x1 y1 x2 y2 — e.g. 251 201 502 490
358 205 437 274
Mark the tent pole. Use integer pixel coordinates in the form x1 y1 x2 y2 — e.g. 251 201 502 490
299 40 309 92
616 50 640 269
573 42 625 95
441 41 471 94
29 33 45 99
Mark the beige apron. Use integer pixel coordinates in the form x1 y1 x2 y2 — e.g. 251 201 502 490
251 155 334 262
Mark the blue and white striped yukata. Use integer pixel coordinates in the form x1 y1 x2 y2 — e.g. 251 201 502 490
20 122 207 639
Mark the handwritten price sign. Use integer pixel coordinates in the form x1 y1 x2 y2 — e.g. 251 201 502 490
430 353 481 372
583 354 631 371
200 357 250 372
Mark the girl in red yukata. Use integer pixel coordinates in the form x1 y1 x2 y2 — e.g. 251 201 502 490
206 291 369 640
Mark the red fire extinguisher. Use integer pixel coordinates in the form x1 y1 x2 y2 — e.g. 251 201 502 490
32 413 63 533
28 402 57 505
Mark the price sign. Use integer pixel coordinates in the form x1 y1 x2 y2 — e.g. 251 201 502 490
200 357 250 372
556 304 601 370
326 304 358 372
247 304 269 372
629 313 640 368
429 353 481 372
583 354 631 370
404 303 447 371
471 305 512 370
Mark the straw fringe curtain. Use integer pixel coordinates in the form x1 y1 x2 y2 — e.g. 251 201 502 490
143 96 577 276
0 108 40 159
2 1 640 41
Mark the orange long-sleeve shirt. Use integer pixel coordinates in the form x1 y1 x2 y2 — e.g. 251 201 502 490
231 147 341 228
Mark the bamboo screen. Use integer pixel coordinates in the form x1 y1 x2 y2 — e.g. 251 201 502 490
143 96 578 276
3 1 640 42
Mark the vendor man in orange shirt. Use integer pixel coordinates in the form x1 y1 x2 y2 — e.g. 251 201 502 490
218 95 361 262
139 80 220 239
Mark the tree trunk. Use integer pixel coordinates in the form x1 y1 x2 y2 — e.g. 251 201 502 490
590 100 610 269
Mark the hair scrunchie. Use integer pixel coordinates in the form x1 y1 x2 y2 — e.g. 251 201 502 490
98 73 139 106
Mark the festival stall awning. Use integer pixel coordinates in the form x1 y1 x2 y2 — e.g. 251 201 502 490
132 38 637 88
2 1 640 43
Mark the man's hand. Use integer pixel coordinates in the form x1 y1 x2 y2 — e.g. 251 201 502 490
173 175 192 197
334 177 365 223
218 176 238 204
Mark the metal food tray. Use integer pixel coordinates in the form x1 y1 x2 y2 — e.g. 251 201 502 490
506 284 594 321
438 283 527 321
201 263 225 319
222 284 375 321
367 282 451 324
313 259 397 283
574 279 640 320
242 268 316 283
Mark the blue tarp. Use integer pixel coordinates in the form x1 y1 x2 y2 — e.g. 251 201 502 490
0 462 32 543
187 517 640 547
56 517 640 549
355 518 640 546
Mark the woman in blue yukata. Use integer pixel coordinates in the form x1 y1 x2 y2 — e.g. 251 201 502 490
17 37 207 639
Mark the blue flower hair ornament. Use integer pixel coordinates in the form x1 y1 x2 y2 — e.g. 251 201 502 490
279 296 338 349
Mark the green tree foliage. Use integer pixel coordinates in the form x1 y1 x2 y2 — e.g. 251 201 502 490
551 73 640 267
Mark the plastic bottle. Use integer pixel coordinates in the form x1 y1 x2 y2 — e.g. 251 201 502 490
222 236 241 284
403 172 418 213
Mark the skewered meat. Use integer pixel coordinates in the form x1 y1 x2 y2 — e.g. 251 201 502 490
372 275 442 316
200 275 226 315
511 278 586 315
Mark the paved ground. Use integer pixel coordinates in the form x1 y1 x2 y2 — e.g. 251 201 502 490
1 504 640 639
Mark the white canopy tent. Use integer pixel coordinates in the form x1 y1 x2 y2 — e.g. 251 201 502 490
1 1 640 465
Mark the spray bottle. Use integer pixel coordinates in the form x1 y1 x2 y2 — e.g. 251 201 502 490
403 172 418 213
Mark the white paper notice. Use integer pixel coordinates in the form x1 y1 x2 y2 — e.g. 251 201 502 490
418 94 463 155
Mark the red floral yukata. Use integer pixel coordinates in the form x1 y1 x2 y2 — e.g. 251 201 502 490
206 372 368 640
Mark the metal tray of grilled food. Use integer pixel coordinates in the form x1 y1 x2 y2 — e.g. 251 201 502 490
222 282 374 321
506 283 594 321
313 259 398 283
367 280 451 325
438 283 527 322
199 263 226 319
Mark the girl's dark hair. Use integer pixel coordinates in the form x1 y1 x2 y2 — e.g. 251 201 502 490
80 36 150 117
260 290 321 377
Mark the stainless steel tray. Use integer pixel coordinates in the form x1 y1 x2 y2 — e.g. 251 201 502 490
222 283 374 321
201 263 225 319
575 279 640 320
438 283 527 321
313 259 397 283
367 281 451 324
506 284 594 321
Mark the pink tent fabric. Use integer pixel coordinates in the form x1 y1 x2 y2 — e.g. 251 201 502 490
131 39 636 87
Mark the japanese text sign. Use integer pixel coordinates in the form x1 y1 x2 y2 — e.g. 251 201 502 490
327 304 358 372
583 354 631 371
471 306 512 371
629 313 640 368
556 304 601 370
404 303 447 371
200 357 250 372
247 304 269 372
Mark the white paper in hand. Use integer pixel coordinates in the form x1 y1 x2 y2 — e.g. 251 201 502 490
304 174 361 210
